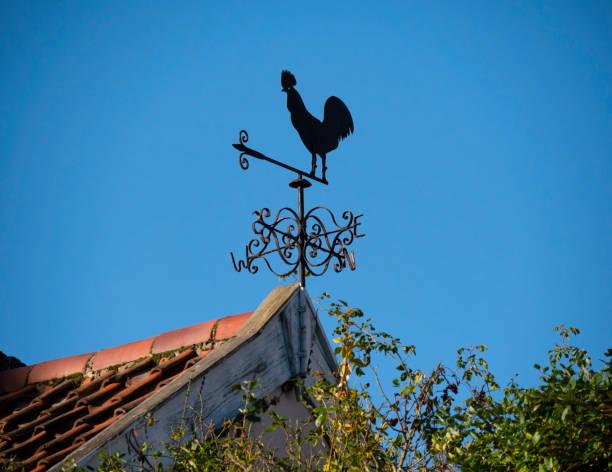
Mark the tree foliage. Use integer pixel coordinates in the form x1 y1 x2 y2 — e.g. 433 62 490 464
433 326 612 471
61 298 610 472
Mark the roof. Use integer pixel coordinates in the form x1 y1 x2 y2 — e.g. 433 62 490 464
0 310 253 471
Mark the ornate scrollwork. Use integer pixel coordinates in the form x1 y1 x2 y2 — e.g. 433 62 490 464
303 207 364 275
237 130 250 169
231 206 364 278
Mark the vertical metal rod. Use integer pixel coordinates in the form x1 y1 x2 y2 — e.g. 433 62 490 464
297 173 306 288
297 286 306 381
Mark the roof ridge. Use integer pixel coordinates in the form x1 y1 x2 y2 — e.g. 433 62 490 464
0 311 253 394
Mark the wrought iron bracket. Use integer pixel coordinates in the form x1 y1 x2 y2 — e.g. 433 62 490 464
230 204 364 281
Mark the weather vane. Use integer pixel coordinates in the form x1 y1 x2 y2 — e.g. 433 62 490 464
230 70 364 288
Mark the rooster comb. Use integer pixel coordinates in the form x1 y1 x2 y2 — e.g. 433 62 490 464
281 70 297 89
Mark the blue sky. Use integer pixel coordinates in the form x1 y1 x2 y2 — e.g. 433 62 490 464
1 1 610 388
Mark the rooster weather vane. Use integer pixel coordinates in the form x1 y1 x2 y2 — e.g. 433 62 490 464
231 70 364 288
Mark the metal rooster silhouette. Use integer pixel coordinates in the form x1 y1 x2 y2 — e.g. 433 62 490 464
281 70 354 182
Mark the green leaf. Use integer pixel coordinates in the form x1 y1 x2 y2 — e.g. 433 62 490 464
315 413 326 427
561 405 570 421
264 423 278 433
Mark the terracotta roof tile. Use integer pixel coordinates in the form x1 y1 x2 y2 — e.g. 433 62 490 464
35 380 74 407
214 312 252 340
2 429 47 457
41 395 78 419
153 348 196 375
28 353 94 384
21 449 46 467
40 422 89 455
31 464 47 472
0 366 31 394
73 413 123 447
112 390 155 416
151 319 216 354
0 310 253 471
76 381 122 407
0 384 38 412
37 441 82 469
76 370 115 397
91 337 155 371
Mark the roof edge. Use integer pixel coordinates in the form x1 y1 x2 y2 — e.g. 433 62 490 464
0 308 256 394
49 283 300 472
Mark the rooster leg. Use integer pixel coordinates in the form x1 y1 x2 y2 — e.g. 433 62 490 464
311 153 317 175
321 154 327 181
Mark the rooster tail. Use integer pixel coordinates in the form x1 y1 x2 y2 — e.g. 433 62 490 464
281 70 297 90
323 96 354 142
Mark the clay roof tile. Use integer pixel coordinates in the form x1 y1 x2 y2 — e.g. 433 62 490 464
0 384 38 412
91 337 155 372
151 319 217 354
28 353 94 385
37 441 82 469
0 309 254 471
0 366 31 394
214 312 252 340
